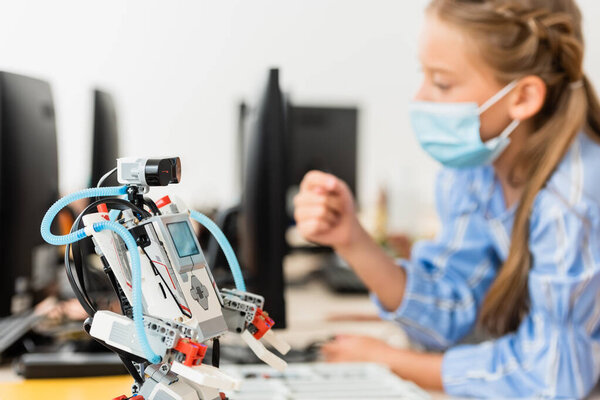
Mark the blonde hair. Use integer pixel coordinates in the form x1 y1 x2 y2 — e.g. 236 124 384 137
427 0 600 335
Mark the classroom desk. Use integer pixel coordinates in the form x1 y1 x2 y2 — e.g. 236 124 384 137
0 374 133 399
2 253 597 399
0 253 449 399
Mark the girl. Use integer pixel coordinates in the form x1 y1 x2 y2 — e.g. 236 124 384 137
293 0 600 398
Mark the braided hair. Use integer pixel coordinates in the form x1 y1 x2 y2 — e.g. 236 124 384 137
427 0 600 335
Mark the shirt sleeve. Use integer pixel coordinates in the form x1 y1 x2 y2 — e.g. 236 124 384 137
442 195 600 399
371 168 499 350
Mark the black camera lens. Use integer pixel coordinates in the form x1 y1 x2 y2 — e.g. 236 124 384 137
144 157 181 186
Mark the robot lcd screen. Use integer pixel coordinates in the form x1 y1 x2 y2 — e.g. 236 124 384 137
167 222 200 258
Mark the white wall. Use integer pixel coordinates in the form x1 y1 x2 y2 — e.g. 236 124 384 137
1 0 599 234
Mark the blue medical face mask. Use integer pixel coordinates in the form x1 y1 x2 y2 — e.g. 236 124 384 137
409 80 520 168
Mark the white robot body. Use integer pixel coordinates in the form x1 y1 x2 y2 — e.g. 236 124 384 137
81 197 288 400
44 158 290 400
142 213 228 339
85 210 229 340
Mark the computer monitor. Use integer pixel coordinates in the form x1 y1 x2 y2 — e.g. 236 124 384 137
215 76 360 329
0 72 59 318
240 68 288 328
90 89 119 187
287 106 358 198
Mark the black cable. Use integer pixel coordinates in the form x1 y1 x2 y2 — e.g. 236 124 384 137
118 354 145 386
82 318 145 385
64 196 154 385
140 247 192 319
104 263 134 318
65 198 149 317
142 196 161 216
67 200 141 316
212 338 220 368
65 233 96 316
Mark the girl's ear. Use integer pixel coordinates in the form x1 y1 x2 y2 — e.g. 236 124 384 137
509 75 547 121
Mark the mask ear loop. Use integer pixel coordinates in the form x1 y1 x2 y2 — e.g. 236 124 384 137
484 119 521 149
499 119 520 139
478 80 519 114
478 80 521 149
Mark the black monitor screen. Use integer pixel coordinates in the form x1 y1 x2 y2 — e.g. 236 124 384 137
241 68 288 327
0 72 59 317
167 222 200 258
91 89 119 187
288 106 358 197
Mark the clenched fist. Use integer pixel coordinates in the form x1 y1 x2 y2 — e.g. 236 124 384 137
293 170 360 249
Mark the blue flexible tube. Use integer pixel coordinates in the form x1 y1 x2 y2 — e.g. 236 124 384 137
40 186 128 245
190 210 246 292
93 221 161 364
40 186 161 364
108 209 121 222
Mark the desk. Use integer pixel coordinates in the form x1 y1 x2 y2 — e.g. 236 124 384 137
0 375 133 399
3 254 600 399
11 253 599 399
0 257 450 399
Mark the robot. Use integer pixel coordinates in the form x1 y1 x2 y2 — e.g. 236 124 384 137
40 157 290 400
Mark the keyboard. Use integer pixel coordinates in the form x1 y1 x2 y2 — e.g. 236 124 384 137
0 311 42 357
222 362 431 400
14 351 127 379
320 264 368 294
212 343 320 365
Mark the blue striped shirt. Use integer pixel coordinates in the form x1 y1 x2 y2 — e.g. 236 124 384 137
372 132 600 398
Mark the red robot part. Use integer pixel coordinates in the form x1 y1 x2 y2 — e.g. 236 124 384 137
250 308 275 340
155 195 172 209
174 338 208 367
97 203 109 220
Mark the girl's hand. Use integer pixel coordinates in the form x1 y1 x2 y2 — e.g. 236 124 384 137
293 170 360 248
321 334 445 391
321 334 394 363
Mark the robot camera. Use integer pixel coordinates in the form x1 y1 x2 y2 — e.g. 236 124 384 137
117 157 181 187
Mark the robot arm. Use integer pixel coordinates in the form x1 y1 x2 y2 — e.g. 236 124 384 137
221 289 290 371
89 311 206 365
